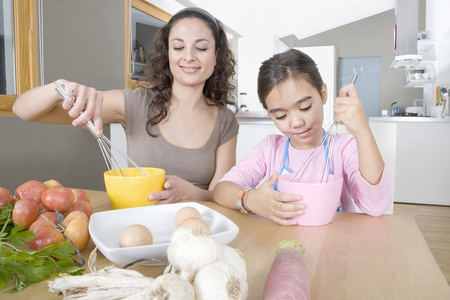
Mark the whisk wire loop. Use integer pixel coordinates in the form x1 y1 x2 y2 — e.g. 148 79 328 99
54 82 146 177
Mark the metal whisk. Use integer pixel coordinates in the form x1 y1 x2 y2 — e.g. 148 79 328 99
291 66 363 183
54 82 146 177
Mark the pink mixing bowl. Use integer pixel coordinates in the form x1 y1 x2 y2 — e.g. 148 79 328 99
277 173 343 226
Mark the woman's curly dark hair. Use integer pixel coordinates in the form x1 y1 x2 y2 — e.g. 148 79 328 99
140 7 236 136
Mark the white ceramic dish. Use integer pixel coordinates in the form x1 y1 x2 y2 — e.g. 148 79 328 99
88 202 239 265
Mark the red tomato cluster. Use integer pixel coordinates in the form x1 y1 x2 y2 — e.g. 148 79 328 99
0 180 92 252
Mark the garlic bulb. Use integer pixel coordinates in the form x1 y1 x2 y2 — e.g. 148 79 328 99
222 245 247 282
166 225 223 282
194 260 248 300
149 273 195 300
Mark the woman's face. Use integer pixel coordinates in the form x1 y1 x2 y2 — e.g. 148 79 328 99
168 18 217 89
266 78 327 150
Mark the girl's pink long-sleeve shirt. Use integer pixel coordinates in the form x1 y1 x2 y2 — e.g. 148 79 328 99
219 134 392 216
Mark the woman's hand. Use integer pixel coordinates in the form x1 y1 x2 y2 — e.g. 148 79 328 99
334 83 370 138
148 175 190 204
246 172 305 226
60 81 104 136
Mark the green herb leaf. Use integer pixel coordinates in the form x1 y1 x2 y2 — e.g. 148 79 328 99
0 205 85 293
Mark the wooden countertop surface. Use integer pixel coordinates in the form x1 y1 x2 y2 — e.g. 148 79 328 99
2 189 450 299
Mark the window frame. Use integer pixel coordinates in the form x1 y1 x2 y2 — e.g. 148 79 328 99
124 0 171 89
0 0 39 116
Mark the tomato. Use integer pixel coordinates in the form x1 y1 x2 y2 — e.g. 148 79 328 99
29 226 65 250
71 189 90 203
61 211 88 229
64 219 90 251
12 199 39 229
15 180 47 204
0 187 15 207
41 186 74 212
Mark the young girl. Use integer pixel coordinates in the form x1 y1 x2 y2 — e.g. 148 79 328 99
213 49 392 225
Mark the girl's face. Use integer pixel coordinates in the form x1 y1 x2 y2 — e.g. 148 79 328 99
168 18 217 89
266 78 327 150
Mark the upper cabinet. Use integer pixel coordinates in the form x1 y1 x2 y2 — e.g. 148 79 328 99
237 35 289 112
125 0 171 89
0 0 39 116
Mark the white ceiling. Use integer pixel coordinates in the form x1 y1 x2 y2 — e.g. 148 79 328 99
148 0 395 40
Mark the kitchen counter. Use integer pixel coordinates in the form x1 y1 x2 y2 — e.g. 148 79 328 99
370 116 450 123
369 119 450 206
236 111 269 119
2 190 449 299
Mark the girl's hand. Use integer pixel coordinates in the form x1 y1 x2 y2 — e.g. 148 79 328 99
148 175 189 204
60 81 104 136
334 83 371 138
246 172 305 226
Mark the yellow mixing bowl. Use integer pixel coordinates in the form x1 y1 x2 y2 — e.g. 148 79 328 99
104 167 165 209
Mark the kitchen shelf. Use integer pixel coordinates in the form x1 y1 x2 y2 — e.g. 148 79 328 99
131 61 146 80
405 79 436 88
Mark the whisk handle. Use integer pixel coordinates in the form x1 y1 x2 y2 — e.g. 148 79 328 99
54 82 99 139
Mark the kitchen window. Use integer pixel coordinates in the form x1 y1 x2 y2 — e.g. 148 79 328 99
125 0 171 88
0 0 39 116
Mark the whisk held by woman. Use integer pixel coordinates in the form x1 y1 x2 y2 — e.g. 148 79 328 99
213 49 392 225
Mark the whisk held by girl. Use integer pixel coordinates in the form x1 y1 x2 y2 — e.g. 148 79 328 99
213 49 392 226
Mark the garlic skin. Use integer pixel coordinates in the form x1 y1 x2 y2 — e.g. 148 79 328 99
222 245 247 282
166 225 223 282
149 273 195 300
194 260 249 300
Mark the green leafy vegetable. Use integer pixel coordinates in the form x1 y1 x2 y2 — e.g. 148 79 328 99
0 204 84 293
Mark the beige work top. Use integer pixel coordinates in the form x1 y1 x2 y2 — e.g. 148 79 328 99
2 190 449 299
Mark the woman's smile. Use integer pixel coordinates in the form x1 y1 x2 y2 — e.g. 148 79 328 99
180 65 201 73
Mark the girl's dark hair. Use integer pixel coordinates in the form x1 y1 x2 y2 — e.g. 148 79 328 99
140 7 236 136
257 49 323 109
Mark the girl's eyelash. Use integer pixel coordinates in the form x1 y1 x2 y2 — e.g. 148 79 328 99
173 47 184 50
275 115 287 120
300 105 312 112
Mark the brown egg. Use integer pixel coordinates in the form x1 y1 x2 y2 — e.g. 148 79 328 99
179 217 212 235
119 224 153 247
174 206 202 227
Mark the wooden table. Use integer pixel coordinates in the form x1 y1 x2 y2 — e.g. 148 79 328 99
2 190 450 299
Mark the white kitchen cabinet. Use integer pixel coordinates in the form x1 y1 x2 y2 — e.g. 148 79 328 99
237 36 289 112
370 117 450 206
236 119 280 163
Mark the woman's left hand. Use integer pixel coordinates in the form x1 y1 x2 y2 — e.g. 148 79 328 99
334 83 370 138
148 175 189 204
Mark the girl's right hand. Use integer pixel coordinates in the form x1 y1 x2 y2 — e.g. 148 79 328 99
59 81 104 136
246 171 305 226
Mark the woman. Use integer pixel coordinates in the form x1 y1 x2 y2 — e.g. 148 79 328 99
13 7 239 204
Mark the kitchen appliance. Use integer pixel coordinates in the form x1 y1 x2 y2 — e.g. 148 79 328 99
404 106 424 116
390 0 422 68
54 82 146 177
